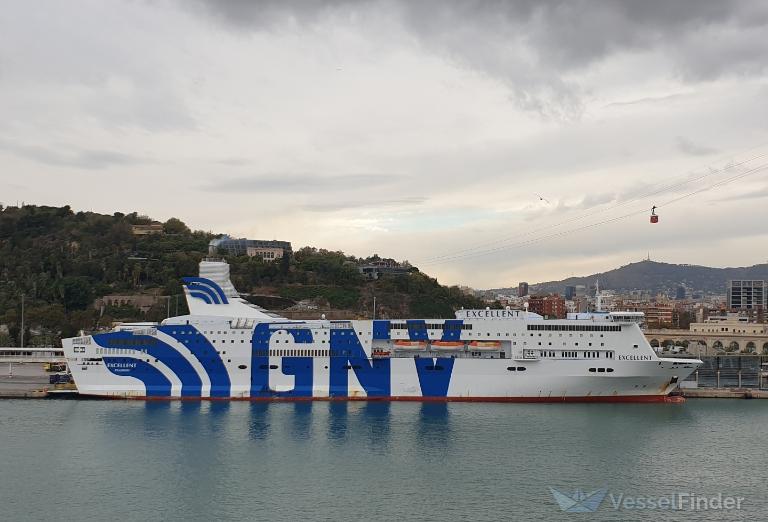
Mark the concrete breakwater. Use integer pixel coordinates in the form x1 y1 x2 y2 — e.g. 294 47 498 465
681 388 768 399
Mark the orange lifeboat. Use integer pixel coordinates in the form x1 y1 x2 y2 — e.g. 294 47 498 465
430 341 465 350
469 341 502 350
393 340 428 350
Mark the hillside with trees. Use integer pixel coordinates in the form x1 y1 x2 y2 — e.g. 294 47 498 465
0 204 484 347
486 260 768 297
526 260 768 296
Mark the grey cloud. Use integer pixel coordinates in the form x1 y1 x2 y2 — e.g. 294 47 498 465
0 3 197 133
524 191 617 220
578 192 617 209
303 196 427 212
187 0 768 119
718 185 768 202
205 173 402 193
0 140 148 169
604 93 691 108
187 0 359 29
214 158 252 166
676 136 718 156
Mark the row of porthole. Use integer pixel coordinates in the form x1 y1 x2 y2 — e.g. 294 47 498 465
241 364 373 371
588 368 614 373
507 367 528 371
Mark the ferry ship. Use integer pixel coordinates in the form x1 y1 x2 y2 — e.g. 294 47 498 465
61 261 701 402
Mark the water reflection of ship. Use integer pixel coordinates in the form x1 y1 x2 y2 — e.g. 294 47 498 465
248 402 272 440
360 402 392 454
416 403 451 452
327 402 349 444
289 402 313 441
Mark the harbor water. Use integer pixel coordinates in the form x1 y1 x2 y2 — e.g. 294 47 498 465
0 399 765 521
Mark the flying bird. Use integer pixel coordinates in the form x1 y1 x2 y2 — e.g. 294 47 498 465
535 193 551 204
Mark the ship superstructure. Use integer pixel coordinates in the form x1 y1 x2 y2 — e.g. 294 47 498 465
62 261 701 402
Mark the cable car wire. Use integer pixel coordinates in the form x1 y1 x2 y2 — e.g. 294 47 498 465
420 146 768 264
419 161 768 266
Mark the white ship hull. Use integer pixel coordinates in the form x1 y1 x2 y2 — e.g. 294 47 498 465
61 262 701 403
63 352 696 403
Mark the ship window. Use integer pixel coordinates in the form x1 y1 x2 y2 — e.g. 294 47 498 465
607 368 614 372
517 367 526 371
589 368 596 372
598 368 605 373
239 364 248 370
507 366 516 371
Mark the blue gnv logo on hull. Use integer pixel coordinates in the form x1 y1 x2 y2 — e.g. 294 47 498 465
97 325 459 398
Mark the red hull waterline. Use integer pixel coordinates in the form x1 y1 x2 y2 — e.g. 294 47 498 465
84 394 686 404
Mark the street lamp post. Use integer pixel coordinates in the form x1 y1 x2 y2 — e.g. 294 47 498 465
20 293 25 348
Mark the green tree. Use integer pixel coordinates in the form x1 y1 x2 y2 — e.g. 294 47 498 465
59 276 94 311
164 217 191 235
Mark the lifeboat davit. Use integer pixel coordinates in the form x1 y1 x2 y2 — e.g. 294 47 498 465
393 340 428 350
469 341 502 350
430 341 465 350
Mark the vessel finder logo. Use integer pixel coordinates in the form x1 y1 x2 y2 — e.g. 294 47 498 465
549 487 607 513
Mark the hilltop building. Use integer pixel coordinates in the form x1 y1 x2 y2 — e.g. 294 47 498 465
518 282 529 297
209 235 292 261
358 259 411 280
131 222 164 236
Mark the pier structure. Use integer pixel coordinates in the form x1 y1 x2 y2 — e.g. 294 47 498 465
0 347 65 363
644 329 768 356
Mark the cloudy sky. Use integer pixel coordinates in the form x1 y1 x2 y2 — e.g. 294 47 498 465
2 0 768 288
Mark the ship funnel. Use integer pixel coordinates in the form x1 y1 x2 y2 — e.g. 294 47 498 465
181 259 284 320
198 259 239 298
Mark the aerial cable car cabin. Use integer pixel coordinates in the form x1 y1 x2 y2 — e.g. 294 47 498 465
650 206 659 224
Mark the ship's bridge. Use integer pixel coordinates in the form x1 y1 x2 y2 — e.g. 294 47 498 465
566 311 645 324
